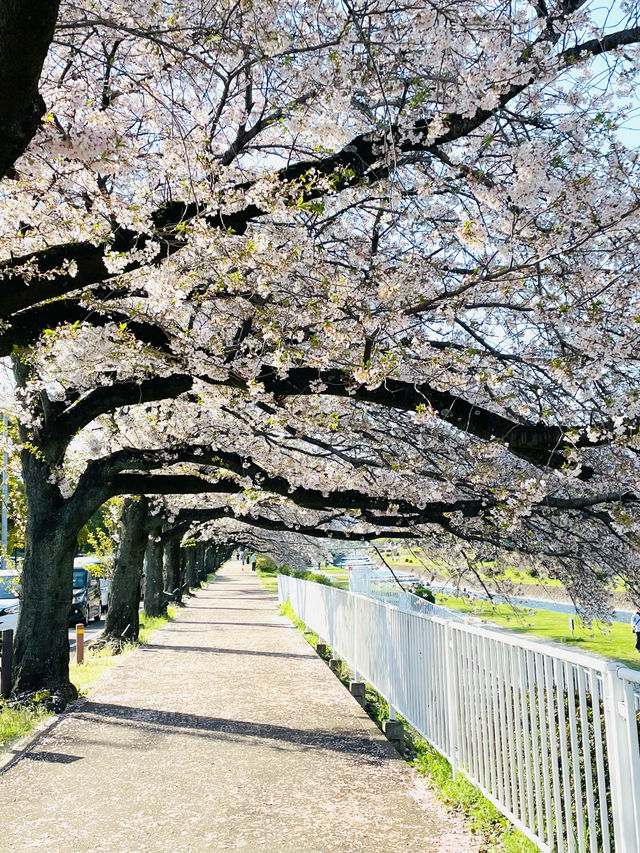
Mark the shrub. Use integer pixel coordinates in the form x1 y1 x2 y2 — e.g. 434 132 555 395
256 554 277 573
414 585 436 603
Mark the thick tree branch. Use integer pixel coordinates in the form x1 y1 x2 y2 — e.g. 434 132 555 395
47 373 193 452
0 0 60 177
0 299 172 356
207 367 585 475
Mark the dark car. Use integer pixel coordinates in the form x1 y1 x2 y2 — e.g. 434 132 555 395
70 568 102 625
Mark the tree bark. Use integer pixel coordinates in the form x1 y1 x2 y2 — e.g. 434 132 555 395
164 536 182 604
143 531 165 618
196 543 206 583
103 497 149 642
11 452 78 702
0 0 61 178
185 546 198 590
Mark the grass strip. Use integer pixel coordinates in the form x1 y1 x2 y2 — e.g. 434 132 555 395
0 699 52 752
71 605 177 694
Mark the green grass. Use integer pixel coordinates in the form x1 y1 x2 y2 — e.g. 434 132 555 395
439 594 640 669
410 736 537 853
318 565 349 589
0 701 52 752
257 567 279 594
138 605 177 645
278 601 319 645
69 645 122 693
477 566 563 588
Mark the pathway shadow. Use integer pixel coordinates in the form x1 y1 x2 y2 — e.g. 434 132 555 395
168 622 290 629
25 751 83 764
139 643 312 660
184 606 256 612
78 702 393 763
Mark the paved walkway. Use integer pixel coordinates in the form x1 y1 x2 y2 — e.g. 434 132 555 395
0 563 477 852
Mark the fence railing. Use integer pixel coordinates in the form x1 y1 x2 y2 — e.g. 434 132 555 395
278 575 640 853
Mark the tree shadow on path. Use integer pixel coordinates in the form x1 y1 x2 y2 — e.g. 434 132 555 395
76 701 394 764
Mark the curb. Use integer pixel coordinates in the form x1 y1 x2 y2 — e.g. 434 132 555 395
0 695 90 776
0 698 86 776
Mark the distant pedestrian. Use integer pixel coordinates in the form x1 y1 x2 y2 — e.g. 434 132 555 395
250 554 257 572
632 608 640 652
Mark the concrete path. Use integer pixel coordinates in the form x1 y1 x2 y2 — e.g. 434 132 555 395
0 563 477 852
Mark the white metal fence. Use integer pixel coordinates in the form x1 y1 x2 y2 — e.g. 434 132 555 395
278 575 640 852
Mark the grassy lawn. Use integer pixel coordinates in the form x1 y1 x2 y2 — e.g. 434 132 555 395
318 566 349 589
438 594 640 670
477 566 563 588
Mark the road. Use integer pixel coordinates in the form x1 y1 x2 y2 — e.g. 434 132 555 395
68 616 105 654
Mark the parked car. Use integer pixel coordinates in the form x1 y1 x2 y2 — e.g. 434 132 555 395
0 569 20 633
71 568 102 625
99 578 110 614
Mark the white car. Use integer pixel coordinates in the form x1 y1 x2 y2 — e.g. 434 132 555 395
0 569 20 633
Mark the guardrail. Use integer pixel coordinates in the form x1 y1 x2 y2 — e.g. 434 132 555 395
278 574 640 852
0 628 13 698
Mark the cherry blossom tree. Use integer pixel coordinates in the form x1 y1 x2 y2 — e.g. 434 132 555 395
3 0 640 700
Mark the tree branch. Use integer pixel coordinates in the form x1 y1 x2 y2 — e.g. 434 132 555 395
0 0 60 177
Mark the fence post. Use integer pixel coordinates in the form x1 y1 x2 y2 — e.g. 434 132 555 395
445 621 458 776
1 629 13 698
603 664 640 851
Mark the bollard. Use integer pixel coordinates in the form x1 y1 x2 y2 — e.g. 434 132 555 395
329 657 341 674
349 681 366 708
76 623 84 665
382 718 405 756
316 642 327 657
1 629 13 698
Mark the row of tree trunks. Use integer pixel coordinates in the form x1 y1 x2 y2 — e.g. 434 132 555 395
103 498 231 642
184 546 198 590
103 497 149 642
143 531 165 618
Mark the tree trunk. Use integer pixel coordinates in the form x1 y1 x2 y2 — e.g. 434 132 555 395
11 453 78 703
185 546 198 590
205 546 216 579
103 497 148 642
143 531 166 617
164 536 182 604
196 542 206 582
